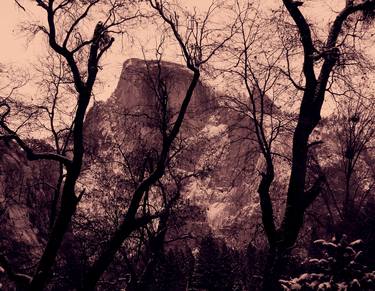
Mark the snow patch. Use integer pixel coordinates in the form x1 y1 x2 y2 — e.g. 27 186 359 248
207 202 228 229
202 123 226 138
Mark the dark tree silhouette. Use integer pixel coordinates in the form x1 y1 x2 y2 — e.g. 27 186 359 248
0 1 137 289
223 1 375 289
80 1 237 289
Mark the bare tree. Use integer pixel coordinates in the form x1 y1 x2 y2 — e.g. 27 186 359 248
223 0 375 289
0 1 138 289
312 96 375 233
336 100 374 223
80 1 238 289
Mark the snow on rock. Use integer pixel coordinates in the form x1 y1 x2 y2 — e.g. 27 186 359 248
207 202 229 228
82 58 265 248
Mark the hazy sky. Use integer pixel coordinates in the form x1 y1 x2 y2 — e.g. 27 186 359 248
1 1 229 99
1 0 241 99
0 0 362 100
0 1 229 66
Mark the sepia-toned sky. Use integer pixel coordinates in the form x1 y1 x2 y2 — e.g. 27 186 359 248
1 0 236 99
0 0 369 101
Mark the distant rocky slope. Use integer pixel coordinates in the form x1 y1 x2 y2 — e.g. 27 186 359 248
0 140 57 287
83 58 375 248
83 58 263 247
4 58 368 256
1 58 373 290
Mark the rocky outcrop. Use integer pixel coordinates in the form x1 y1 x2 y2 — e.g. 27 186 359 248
0 140 57 281
83 58 263 248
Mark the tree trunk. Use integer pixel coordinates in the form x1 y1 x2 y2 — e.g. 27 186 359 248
28 193 78 290
81 219 136 291
262 247 286 291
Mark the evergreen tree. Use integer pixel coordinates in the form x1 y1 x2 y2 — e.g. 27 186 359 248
189 234 235 291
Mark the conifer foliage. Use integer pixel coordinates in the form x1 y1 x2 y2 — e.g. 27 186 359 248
189 234 236 291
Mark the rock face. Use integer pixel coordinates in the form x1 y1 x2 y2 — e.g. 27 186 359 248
83 58 262 247
1 59 373 290
84 58 217 156
83 58 375 249
0 140 57 280
112 58 216 119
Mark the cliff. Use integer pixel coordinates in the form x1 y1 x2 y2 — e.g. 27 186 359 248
82 58 264 247
0 140 58 287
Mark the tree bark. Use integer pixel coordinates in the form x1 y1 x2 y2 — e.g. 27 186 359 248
262 247 286 291
258 2 375 289
81 71 200 290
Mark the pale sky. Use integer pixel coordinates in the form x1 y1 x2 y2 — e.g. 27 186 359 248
0 0 232 99
0 0 369 101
